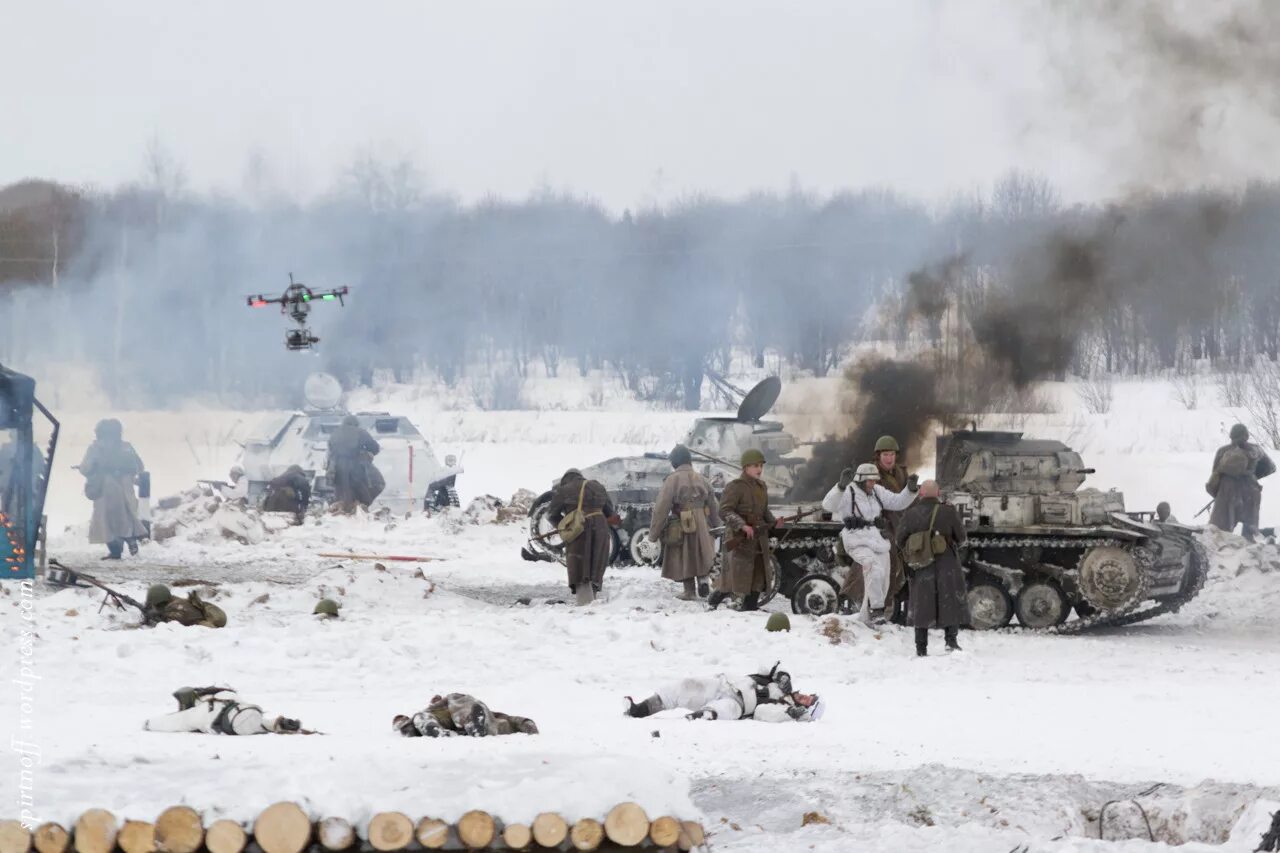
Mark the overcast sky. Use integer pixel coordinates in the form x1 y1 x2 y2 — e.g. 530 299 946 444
0 1 1238 209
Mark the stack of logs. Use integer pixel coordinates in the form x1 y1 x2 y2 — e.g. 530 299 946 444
0 802 708 853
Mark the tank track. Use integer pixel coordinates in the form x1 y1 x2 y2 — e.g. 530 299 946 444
964 535 1211 634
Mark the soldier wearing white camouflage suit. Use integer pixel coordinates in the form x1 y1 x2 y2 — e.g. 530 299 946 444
823 463 916 622
144 687 302 735
623 663 823 723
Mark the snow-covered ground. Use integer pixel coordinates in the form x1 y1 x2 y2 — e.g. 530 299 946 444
6 372 1280 851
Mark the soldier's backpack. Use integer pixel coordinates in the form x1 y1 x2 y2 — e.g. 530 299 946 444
903 505 947 571
557 481 589 545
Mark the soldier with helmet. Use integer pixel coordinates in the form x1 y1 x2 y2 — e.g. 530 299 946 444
393 693 538 738
822 461 916 622
870 435 916 619
1207 424 1275 542
708 448 780 612
622 662 823 723
144 687 302 735
145 584 227 628
546 468 618 605
327 414 381 512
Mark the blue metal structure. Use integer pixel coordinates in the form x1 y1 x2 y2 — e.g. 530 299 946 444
0 364 58 580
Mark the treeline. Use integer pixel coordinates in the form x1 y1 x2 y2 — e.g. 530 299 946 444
1 166 1278 410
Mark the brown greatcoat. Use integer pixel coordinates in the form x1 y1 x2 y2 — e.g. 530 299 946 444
897 497 969 629
717 474 775 595
649 463 721 582
1207 441 1275 535
874 459 914 610
546 474 616 592
80 437 146 545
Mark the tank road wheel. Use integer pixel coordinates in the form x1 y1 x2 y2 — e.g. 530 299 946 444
791 574 840 616
1015 581 1069 629
966 583 1013 630
628 528 662 567
525 492 565 564
1078 546 1143 611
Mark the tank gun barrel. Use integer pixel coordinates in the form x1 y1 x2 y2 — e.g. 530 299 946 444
687 448 789 490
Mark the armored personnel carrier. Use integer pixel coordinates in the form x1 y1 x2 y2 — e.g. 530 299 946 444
786 429 1210 632
239 373 462 514
522 377 804 568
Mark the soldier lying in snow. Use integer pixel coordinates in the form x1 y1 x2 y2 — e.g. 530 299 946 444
393 693 539 738
624 662 824 723
144 687 304 735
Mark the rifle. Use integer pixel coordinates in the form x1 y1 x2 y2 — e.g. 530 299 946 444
47 560 150 619
1193 499 1214 519
197 479 232 490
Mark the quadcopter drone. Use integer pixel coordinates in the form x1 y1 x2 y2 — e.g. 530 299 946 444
246 274 349 351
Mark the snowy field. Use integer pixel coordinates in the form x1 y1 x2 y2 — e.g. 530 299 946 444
6 374 1280 852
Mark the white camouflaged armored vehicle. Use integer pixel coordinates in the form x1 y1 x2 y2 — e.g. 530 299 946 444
522 377 805 566
239 373 462 514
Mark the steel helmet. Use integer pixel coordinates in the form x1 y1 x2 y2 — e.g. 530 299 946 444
853 463 880 483
874 435 900 453
740 449 766 467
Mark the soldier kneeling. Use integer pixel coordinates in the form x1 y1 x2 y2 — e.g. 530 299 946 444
144 687 304 735
623 662 824 723
393 693 539 738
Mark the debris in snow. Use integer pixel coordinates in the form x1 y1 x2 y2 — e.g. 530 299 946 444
802 812 831 826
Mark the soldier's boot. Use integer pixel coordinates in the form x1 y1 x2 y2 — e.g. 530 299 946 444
740 592 761 612
575 584 595 606
392 714 418 737
677 579 697 601
624 694 664 718
104 539 124 560
706 591 729 611
697 578 710 598
411 712 446 738
127 538 139 556
915 627 929 657
944 627 962 652
462 702 495 737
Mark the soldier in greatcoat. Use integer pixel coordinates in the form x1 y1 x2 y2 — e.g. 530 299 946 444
648 445 721 600
327 415 381 512
708 449 778 612
393 693 538 738
896 480 968 656
1207 424 1275 542
79 418 147 559
546 468 617 605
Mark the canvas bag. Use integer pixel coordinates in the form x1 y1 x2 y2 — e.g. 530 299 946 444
904 505 947 570
557 481 589 545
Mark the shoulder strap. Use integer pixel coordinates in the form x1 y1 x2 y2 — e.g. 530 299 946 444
575 481 587 512
927 504 940 536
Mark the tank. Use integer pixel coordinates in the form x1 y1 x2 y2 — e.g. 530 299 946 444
934 429 1209 631
522 377 805 569
783 428 1210 632
238 373 462 514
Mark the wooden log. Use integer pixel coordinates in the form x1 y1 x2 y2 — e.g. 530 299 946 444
413 819 449 850
73 810 117 853
569 819 603 851
604 803 649 848
204 821 246 853
116 821 154 853
499 823 531 851
32 824 68 853
648 817 680 848
530 813 567 849
154 807 202 853
251 803 311 853
676 821 705 851
0 820 32 853
455 811 495 850
367 813 412 852
316 818 356 852
414 814 450 845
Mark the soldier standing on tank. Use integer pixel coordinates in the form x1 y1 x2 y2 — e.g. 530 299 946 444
79 418 147 560
648 444 721 601
708 449 780 612
870 435 916 621
896 481 967 656
1207 424 1275 542
546 468 618 606
327 415 380 512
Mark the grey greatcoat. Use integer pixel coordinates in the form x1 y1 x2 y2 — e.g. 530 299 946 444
80 435 146 545
649 463 721 582
896 498 969 629
717 474 775 595
1207 441 1275 535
